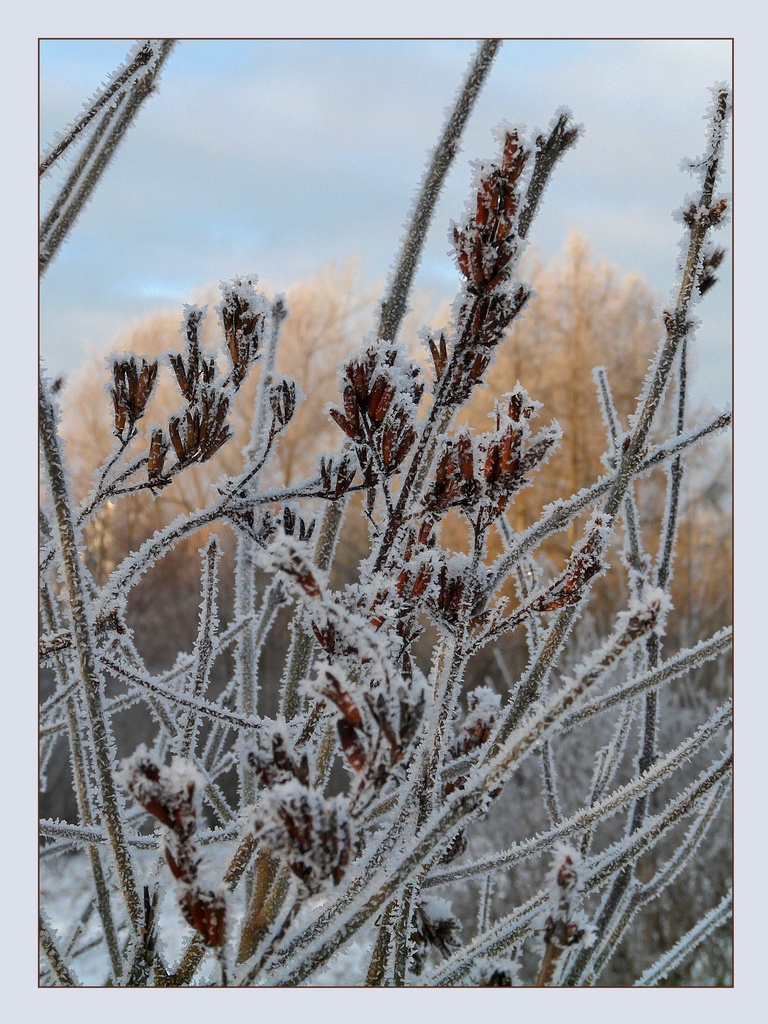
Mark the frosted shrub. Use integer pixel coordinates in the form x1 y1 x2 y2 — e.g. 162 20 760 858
39 40 732 986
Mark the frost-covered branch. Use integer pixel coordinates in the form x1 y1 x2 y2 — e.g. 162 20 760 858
557 627 732 733
40 379 142 934
377 39 502 343
634 890 732 986
40 40 175 273
426 744 731 892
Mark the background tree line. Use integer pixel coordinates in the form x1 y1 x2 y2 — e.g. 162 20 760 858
54 233 731 677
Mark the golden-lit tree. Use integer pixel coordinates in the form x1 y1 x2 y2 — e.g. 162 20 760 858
468 233 661 544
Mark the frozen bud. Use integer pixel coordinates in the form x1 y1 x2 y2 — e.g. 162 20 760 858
538 843 595 966
320 452 357 499
309 667 368 769
169 306 205 400
148 427 169 484
500 128 528 180
409 896 462 975
418 521 436 547
120 750 206 892
197 384 232 461
180 304 206 347
439 828 468 865
269 538 323 598
467 958 520 987
381 404 416 471
698 244 726 297
311 619 337 654
270 378 297 428
457 432 474 481
111 357 158 440
329 390 361 439
247 507 278 544
450 685 502 758
555 853 578 894
337 718 369 772
120 749 199 837
167 385 231 467
248 726 310 788
367 375 396 425
532 515 607 612
217 276 268 384
251 783 356 892
282 504 295 536
433 560 467 628
179 886 226 948
428 331 448 381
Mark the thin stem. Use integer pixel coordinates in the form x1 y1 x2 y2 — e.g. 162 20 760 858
234 301 285 806
39 580 123 977
40 41 175 273
96 651 263 734
557 627 732 734
540 740 562 828
366 904 397 986
391 883 416 986
40 40 157 175
40 915 79 986
180 538 220 758
376 39 502 342
65 697 123 980
279 497 345 721
40 380 142 934
236 851 282 965
580 777 730 986
634 890 732 987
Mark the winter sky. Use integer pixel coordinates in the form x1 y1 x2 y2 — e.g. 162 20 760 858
39 38 732 408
